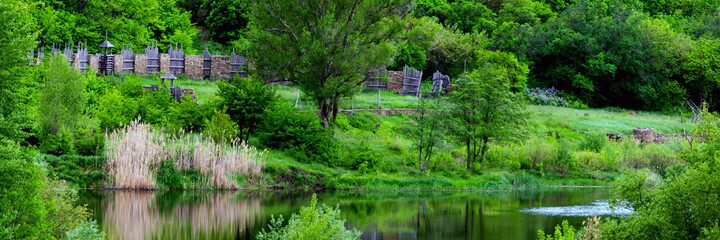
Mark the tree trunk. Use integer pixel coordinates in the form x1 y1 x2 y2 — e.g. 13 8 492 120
479 137 489 168
466 139 471 169
418 142 423 172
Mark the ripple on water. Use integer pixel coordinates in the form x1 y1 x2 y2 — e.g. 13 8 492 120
520 200 634 217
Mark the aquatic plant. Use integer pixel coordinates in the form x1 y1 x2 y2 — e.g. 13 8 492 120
104 119 265 189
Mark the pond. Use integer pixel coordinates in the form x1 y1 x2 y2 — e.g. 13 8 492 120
78 188 629 240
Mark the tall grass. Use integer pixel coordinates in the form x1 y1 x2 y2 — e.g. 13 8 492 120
105 119 265 189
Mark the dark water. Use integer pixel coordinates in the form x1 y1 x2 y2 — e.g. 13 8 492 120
78 188 628 240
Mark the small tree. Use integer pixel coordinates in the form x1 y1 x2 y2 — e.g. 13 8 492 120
257 194 361 240
448 64 526 170
246 0 410 127
217 76 277 142
38 56 87 138
407 88 449 172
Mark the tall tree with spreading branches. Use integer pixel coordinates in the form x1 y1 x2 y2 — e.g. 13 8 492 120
246 0 410 127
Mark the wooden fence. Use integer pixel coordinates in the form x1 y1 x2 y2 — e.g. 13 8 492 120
168 43 184 75
230 48 248 78
202 47 211 78
401 65 422 97
146 42 159 74
121 44 134 74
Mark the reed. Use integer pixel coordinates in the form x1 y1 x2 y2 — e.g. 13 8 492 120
105 119 265 189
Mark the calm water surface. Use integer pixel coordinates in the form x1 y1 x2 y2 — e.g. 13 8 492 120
78 188 628 240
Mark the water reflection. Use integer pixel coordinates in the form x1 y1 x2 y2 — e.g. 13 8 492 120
101 191 261 239
79 188 620 240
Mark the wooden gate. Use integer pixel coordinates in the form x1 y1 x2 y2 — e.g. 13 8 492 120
230 48 247 78
121 44 134 74
146 42 159 74
402 65 423 97
168 43 184 75
202 47 211 78
77 43 88 73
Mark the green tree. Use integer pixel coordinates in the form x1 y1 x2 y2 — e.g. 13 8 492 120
203 0 249 42
407 89 449 172
217 76 278 141
448 57 526 170
257 194 362 240
247 0 409 127
38 56 87 139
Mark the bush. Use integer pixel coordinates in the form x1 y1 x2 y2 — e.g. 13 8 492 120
138 88 174 126
347 112 381 132
40 129 73 156
256 105 337 165
65 220 105 240
217 76 278 141
167 95 213 132
345 144 382 173
537 220 576 240
203 108 240 143
0 142 51 239
43 155 105 188
579 132 607 153
257 194 361 240
97 88 139 130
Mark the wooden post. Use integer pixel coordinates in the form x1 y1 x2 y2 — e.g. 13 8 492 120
295 89 301 108
377 89 380 109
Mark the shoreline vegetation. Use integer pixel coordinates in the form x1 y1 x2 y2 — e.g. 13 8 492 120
40 75 684 192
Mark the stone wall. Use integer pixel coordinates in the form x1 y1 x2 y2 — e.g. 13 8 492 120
114 55 123 74
88 55 99 72
387 71 403 91
211 56 231 79
134 54 147 75
49 53 239 79
184 55 203 79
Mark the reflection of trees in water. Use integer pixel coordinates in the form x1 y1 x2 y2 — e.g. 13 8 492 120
103 191 261 240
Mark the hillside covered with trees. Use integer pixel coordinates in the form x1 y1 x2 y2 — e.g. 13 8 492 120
4 0 720 239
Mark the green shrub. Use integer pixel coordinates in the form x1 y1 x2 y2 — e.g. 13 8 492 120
138 88 174 126
43 155 105 188
256 194 361 240
203 107 240 143
156 159 184 190
65 220 105 240
167 95 213 132
97 88 139 130
74 133 104 156
579 132 607 152
256 105 337 165
40 129 73 156
0 142 51 239
523 136 555 171
537 220 576 240
346 144 382 173
217 76 278 141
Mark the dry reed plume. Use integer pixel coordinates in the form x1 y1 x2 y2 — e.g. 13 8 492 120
105 119 265 189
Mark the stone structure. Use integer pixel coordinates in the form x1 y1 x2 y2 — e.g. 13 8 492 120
114 55 123 74
211 56 231 79
88 55 99 72
134 54 147 75
387 71 403 91
184 55 203 79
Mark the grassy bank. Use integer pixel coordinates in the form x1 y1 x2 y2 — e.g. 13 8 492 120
43 75 690 191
